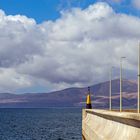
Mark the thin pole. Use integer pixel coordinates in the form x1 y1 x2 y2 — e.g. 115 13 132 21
120 59 122 112
109 67 113 111
138 43 140 113
120 57 125 112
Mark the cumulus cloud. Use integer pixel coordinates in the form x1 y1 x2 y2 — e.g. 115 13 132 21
0 2 140 93
0 10 44 68
0 68 32 92
132 0 140 10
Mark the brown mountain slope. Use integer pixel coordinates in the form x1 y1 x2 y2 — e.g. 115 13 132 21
0 79 137 108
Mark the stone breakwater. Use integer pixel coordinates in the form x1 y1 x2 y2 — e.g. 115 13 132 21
82 109 140 140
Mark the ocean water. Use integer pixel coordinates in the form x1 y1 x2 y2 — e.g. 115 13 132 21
0 108 82 140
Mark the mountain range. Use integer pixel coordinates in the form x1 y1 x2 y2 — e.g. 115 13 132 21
0 79 138 109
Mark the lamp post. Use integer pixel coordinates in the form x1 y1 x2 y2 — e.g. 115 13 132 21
138 43 140 113
120 57 126 112
109 66 114 111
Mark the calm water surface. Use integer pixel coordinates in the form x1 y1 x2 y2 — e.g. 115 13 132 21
0 108 82 140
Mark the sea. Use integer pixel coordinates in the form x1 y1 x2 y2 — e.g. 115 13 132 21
0 108 82 140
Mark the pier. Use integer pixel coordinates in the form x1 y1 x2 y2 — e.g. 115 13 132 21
82 109 140 140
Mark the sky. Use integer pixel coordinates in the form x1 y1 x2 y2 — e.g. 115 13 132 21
0 0 140 93
0 0 139 23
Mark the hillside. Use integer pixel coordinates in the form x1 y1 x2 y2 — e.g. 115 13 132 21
0 79 137 108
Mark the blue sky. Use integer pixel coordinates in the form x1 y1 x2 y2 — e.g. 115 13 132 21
0 0 139 23
0 0 140 93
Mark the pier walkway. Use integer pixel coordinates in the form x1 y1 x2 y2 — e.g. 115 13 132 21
82 109 140 140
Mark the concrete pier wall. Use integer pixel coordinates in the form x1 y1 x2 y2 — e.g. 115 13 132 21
82 109 140 140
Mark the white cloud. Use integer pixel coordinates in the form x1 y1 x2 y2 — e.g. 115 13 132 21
132 0 140 10
0 68 32 92
0 2 140 92
0 10 43 68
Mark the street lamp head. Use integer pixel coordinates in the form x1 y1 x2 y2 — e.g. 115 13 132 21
121 56 126 59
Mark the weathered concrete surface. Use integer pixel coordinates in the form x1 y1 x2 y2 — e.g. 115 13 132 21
82 109 140 140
